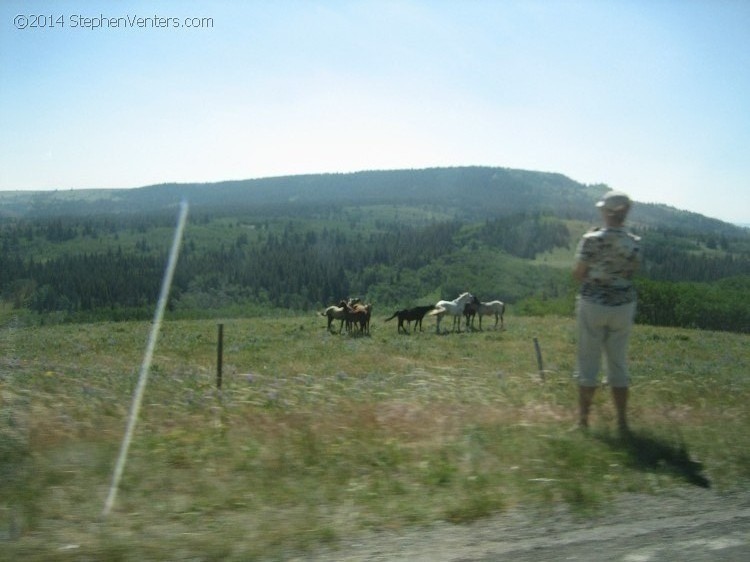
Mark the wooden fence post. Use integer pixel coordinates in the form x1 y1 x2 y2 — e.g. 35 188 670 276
533 337 545 381
217 323 224 389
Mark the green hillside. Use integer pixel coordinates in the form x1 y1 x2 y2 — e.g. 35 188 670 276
0 167 744 234
1 167 749 331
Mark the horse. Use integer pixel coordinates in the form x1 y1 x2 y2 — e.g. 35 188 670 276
384 305 435 334
463 298 479 331
345 299 372 334
476 299 506 330
356 304 373 333
320 300 348 333
428 292 474 333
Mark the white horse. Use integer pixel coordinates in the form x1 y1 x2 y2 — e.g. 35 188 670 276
476 300 505 330
428 292 474 333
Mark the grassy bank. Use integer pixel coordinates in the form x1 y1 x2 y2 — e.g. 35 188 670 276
1 312 748 560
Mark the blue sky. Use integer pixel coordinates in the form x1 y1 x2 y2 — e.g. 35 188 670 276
1 0 748 223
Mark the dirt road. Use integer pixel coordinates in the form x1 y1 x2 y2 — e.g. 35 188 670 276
300 488 750 561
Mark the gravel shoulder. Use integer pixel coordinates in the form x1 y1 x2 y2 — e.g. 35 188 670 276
298 487 750 561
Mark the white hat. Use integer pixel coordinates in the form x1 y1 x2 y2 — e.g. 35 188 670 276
596 191 631 212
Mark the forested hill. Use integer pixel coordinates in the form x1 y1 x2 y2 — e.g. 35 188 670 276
2 167 749 332
0 166 743 236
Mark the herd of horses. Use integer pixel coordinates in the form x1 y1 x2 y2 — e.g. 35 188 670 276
320 298 373 334
320 292 505 335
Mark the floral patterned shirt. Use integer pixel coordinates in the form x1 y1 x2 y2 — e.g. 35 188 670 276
575 227 641 306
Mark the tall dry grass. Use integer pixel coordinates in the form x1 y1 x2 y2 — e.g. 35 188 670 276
1 312 748 560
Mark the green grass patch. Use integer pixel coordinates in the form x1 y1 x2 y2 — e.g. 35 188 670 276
0 313 747 559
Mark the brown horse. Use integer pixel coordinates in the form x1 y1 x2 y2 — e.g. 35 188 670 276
345 300 372 334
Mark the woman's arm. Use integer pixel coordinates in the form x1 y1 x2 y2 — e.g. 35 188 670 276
572 261 588 283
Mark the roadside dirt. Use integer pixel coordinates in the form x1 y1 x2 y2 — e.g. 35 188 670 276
298 487 750 561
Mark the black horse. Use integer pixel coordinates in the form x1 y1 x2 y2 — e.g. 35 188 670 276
384 305 435 333
463 297 479 331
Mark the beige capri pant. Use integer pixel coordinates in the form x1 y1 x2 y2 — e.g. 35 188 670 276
576 297 636 388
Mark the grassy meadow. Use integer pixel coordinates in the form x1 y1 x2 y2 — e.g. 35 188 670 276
1 309 749 560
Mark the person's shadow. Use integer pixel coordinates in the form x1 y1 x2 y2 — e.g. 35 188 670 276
597 429 711 488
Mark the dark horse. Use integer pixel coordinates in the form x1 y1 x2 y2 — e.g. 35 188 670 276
463 298 479 331
384 305 435 333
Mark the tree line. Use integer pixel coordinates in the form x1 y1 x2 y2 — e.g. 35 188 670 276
0 213 573 313
1 211 749 332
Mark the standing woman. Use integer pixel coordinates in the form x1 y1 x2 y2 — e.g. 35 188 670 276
573 191 641 432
